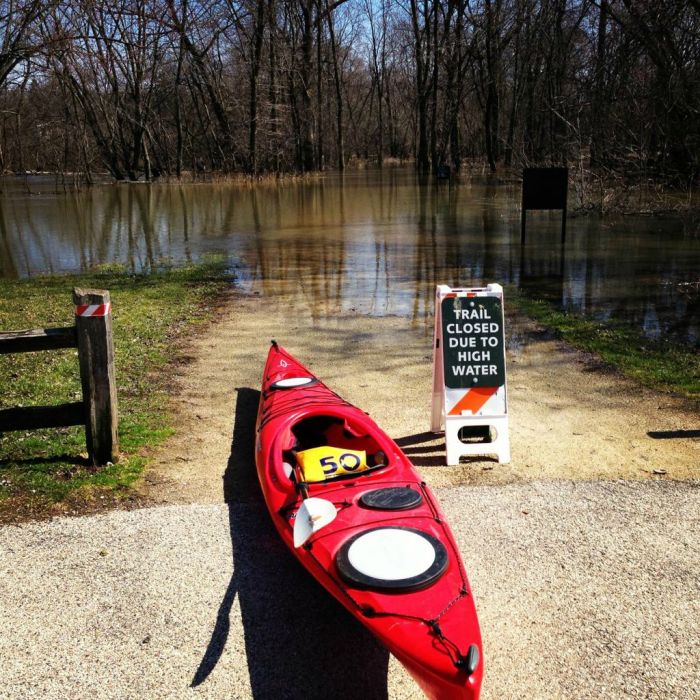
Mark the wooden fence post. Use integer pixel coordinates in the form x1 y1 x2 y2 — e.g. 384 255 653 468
73 288 119 465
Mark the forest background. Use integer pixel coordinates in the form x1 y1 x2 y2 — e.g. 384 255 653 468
0 0 698 187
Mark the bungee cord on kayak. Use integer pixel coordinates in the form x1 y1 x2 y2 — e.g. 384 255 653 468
305 526 477 673
258 391 351 430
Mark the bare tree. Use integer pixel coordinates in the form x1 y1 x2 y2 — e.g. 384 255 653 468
0 0 52 87
0 0 695 182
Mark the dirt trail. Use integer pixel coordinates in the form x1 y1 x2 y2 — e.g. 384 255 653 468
140 290 698 505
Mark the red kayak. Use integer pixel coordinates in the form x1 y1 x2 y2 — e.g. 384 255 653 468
255 342 483 699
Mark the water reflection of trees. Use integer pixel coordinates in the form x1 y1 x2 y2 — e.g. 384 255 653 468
0 173 696 345
519 213 699 346
0 202 19 278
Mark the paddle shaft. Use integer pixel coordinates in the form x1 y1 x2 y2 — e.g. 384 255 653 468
290 450 309 499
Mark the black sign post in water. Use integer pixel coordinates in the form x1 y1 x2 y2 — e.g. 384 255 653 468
441 296 506 389
521 167 568 245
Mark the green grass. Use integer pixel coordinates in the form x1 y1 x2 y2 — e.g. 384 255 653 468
508 288 700 401
0 257 232 514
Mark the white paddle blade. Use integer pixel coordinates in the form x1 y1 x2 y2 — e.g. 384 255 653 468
293 498 337 548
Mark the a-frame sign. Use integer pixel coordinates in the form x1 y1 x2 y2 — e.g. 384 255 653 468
431 284 510 464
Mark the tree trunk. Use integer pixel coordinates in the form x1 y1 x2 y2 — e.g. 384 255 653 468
411 0 431 173
326 1 345 170
174 30 185 177
268 0 280 172
590 0 608 168
316 12 324 170
249 0 266 174
300 0 316 171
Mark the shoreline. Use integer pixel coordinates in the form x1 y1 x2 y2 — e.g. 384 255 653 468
2 168 698 218
139 288 698 507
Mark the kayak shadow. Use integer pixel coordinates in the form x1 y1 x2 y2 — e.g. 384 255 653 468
193 387 390 699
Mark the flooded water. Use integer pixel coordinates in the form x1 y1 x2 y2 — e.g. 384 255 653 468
0 170 698 346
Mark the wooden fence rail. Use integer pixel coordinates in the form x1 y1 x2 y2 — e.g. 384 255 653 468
0 288 119 465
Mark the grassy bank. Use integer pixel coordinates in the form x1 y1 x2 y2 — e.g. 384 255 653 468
0 259 232 520
508 289 699 402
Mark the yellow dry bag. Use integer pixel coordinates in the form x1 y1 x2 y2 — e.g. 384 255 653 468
297 446 368 482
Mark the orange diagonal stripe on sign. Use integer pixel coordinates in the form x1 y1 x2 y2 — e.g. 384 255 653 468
448 386 498 416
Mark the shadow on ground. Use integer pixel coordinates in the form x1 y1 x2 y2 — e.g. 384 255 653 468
193 387 390 699
647 429 700 439
0 454 91 468
393 431 445 467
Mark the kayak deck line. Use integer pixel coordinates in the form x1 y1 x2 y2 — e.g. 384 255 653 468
279 477 430 510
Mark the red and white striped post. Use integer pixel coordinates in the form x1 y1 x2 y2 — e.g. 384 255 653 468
73 288 119 465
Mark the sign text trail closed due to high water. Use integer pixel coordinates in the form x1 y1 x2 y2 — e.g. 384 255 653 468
440 296 506 389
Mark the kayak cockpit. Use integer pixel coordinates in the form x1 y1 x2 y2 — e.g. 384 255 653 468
292 415 381 454
280 414 390 485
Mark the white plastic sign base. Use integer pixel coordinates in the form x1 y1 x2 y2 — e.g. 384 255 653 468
431 283 511 464
444 415 510 465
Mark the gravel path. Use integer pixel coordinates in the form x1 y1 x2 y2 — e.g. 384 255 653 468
2 480 698 699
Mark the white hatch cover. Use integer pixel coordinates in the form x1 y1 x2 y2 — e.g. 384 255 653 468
270 377 318 389
335 526 448 591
